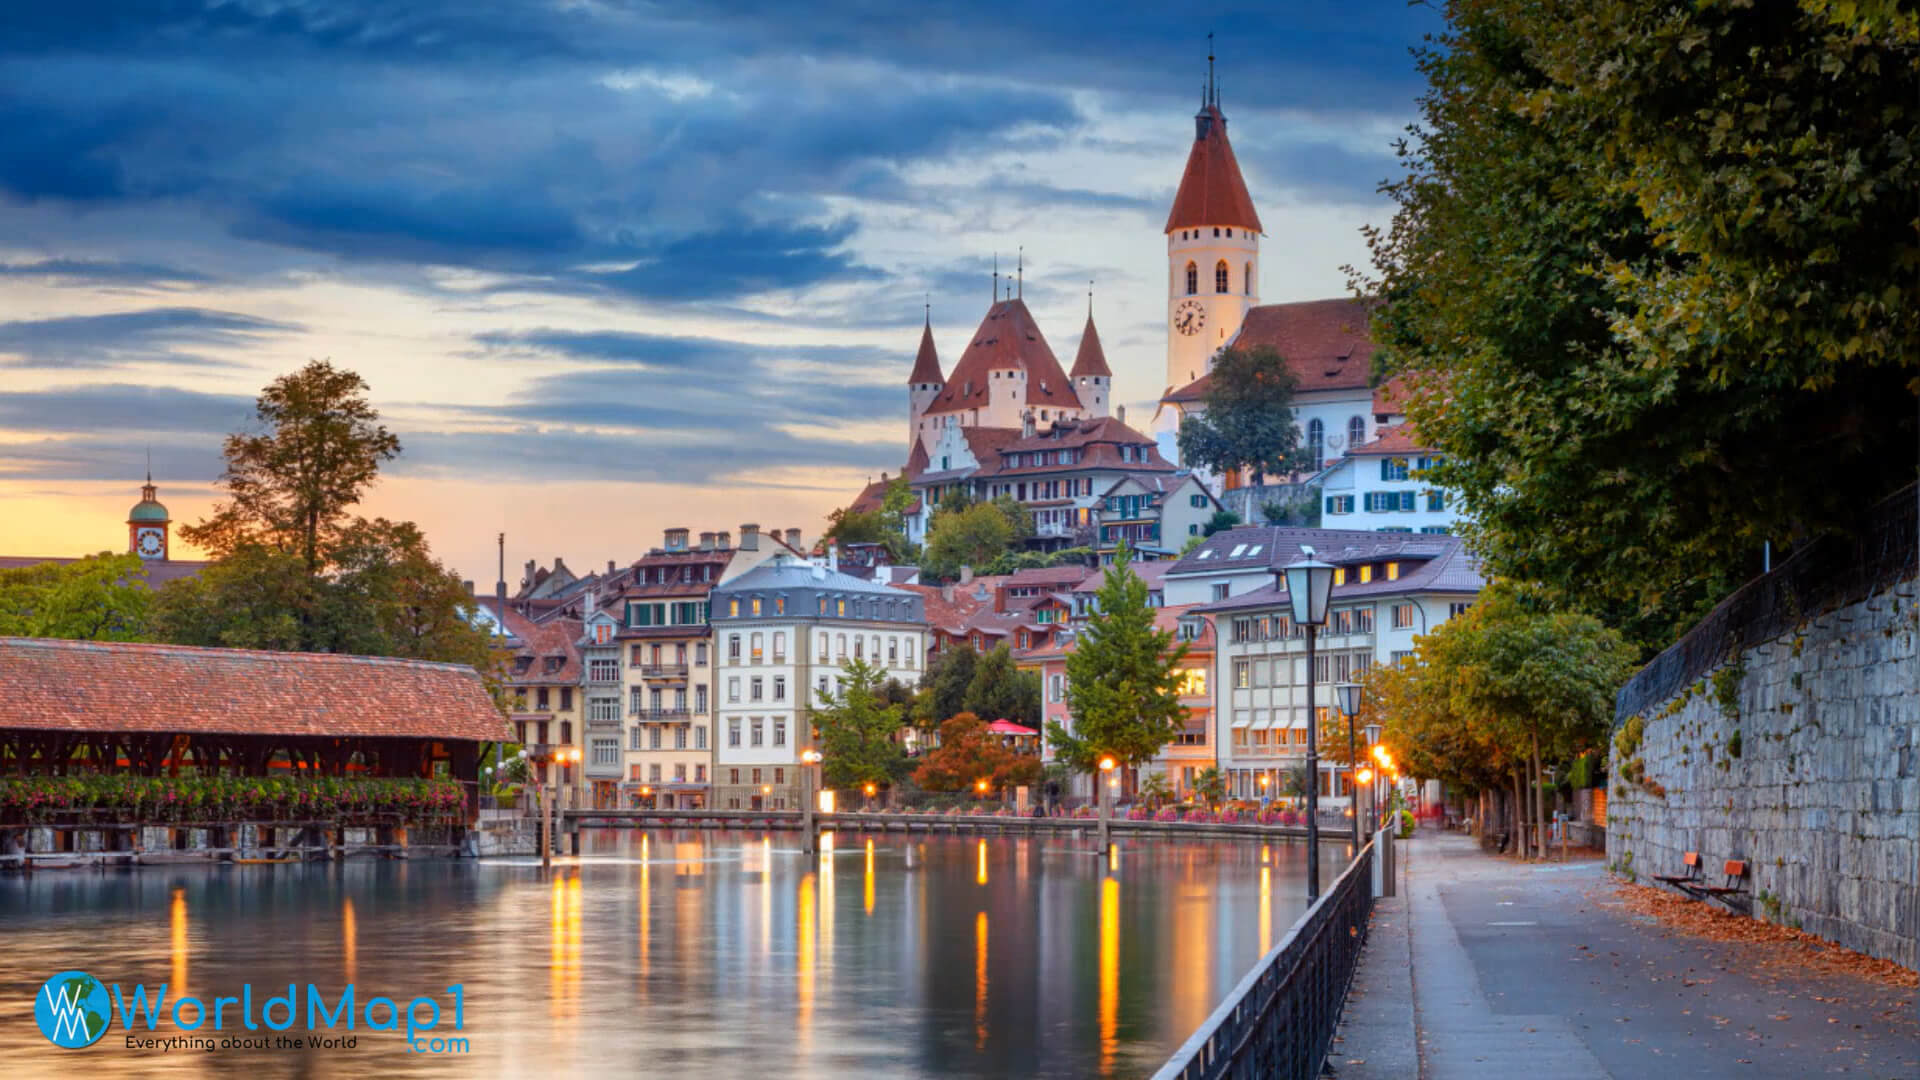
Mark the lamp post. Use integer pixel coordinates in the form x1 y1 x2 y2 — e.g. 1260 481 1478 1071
800 748 823 854
1097 755 1117 853
1335 682 1363 850
1364 722 1382 833
1281 547 1335 901
1257 773 1270 813
528 746 580 869
864 781 878 813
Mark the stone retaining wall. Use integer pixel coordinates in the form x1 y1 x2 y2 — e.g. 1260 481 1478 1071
1606 579 1919 969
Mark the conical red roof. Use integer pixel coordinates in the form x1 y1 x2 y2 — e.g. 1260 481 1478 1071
908 316 944 384
923 298 1081 416
1070 311 1111 378
1164 105 1262 234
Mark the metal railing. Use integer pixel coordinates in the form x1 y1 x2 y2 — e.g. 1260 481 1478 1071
1615 481 1917 722
631 709 692 722
640 664 690 679
1154 841 1375 1080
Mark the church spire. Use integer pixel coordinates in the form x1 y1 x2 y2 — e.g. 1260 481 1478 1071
908 307 944 385
1071 297 1111 379
1164 43 1262 235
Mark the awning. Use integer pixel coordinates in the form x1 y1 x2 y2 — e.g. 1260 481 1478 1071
987 720 1038 735
1230 714 1251 729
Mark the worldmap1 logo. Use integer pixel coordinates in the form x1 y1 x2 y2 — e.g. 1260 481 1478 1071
35 971 111 1049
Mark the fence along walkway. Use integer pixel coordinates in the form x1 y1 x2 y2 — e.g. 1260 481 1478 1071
1153 841 1376 1080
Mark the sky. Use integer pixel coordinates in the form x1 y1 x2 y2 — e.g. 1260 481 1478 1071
0 1 1444 585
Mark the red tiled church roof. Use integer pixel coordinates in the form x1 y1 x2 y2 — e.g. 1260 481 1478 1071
909 315 944 384
1163 297 1378 402
0 637 511 742
1164 105 1262 234
923 299 1081 417
1069 312 1111 378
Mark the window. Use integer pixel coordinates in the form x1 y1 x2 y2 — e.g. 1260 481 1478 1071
695 764 706 782
1427 490 1446 512
730 768 740 785
888 638 898 664
853 636 864 660
729 599 740 617
750 677 764 701
673 688 687 712
752 768 762 785
1420 526 1452 535
629 687 645 715
1307 418 1325 463
751 718 764 747
1214 260 1229 293
536 687 550 710
1325 494 1355 515
669 725 684 750
1184 261 1198 295
1356 607 1375 633
836 599 846 617
836 633 847 659
750 632 763 662
649 726 662 750
817 596 828 615
649 763 663 783
594 623 611 644
728 718 741 747
560 688 572 711
774 768 785 785
775 596 786 615
695 685 708 712
773 719 787 747
1244 261 1253 295
727 677 740 703
695 642 708 666
1348 415 1366 448
696 725 708 750
750 597 762 617
1380 457 1411 482
728 634 741 662
1211 582 1229 601
588 658 618 682
1448 602 1473 619
673 763 687 782
773 631 786 661
1392 603 1416 630
817 632 829 657
1233 660 1251 689
773 675 786 701
1048 674 1063 702
630 727 644 751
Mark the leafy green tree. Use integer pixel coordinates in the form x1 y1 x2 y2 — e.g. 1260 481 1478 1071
0 553 152 640
911 711 1042 795
182 360 401 576
1202 509 1241 537
917 643 978 726
1175 345 1307 482
1192 766 1227 812
1137 771 1173 810
810 657 909 789
1047 546 1188 774
1364 0 1918 652
922 503 1014 581
961 643 1041 727
825 475 917 560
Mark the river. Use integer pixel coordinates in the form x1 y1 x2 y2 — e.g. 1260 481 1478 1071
0 828 1332 1078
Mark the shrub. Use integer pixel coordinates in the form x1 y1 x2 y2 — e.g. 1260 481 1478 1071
1154 806 1180 822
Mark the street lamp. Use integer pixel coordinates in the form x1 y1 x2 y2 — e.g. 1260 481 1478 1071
1335 682 1363 850
1257 773 1270 812
1364 722 1382 832
1097 755 1117 852
864 781 878 812
800 748 823 854
1280 547 1335 902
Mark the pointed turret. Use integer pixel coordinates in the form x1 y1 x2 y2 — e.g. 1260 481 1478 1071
1164 103 1261 235
908 310 947 455
1071 305 1111 419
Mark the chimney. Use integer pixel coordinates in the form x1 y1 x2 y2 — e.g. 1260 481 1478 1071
552 557 569 576
739 523 760 551
993 583 1005 613
665 527 689 552
941 583 955 603
607 559 616 575
786 527 802 549
828 543 838 574
699 531 716 551
523 559 536 588
1117 404 1127 425
959 566 973 585
464 580 475 595
717 531 732 550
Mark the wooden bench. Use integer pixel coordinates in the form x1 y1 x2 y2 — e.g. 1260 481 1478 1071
1696 860 1751 913
1652 851 1702 891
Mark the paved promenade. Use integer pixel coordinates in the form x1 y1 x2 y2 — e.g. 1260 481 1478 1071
1332 831 1918 1079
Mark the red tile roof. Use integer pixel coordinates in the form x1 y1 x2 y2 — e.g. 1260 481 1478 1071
923 299 1082 417
1162 297 1378 403
1164 106 1262 234
0 636 511 741
909 316 944 384
1347 425 1432 456
1069 312 1111 378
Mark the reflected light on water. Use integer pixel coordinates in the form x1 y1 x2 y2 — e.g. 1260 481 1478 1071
1259 865 1272 955
973 910 989 1050
1108 843 1119 874
976 839 988 886
550 872 581 1021
1099 875 1119 1076
819 835 835 977
639 834 651 982
864 838 875 915
797 871 817 1047
341 896 356 985
170 886 188 998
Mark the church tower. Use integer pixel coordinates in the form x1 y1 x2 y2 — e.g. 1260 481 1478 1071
127 472 171 561
907 309 945 454
1070 294 1112 419
1164 52 1261 393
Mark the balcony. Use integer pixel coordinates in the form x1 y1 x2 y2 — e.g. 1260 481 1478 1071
640 664 689 680
632 709 693 722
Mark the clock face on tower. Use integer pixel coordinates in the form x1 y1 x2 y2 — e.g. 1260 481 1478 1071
1174 298 1206 336
135 527 164 559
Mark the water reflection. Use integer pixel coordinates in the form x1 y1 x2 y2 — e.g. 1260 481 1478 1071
0 831 1327 1079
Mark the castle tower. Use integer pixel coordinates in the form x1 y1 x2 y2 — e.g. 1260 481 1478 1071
127 472 170 561
1164 56 1262 392
1070 296 1112 420
908 309 946 454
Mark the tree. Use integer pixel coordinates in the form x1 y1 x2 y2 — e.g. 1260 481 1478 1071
917 643 978 726
1201 509 1241 537
1192 766 1227 812
1175 345 1307 481
1138 771 1173 810
912 711 1042 794
0 553 152 640
921 502 1014 581
961 643 1041 728
824 475 916 560
1363 0 1919 652
810 658 909 790
181 360 400 576
1047 545 1188 773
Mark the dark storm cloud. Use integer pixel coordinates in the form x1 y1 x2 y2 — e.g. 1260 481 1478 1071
0 307 302 368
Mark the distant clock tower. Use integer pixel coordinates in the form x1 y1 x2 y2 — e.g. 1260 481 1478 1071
1164 54 1262 392
127 473 171 561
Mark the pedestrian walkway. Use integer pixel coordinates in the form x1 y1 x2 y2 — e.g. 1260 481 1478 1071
1331 830 1918 1079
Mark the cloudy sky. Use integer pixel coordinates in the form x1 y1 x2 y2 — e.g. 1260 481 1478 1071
0 1 1441 583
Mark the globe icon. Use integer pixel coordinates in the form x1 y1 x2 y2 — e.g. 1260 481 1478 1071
33 970 111 1048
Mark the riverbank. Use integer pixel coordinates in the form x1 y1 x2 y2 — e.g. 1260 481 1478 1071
1333 830 1918 1079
